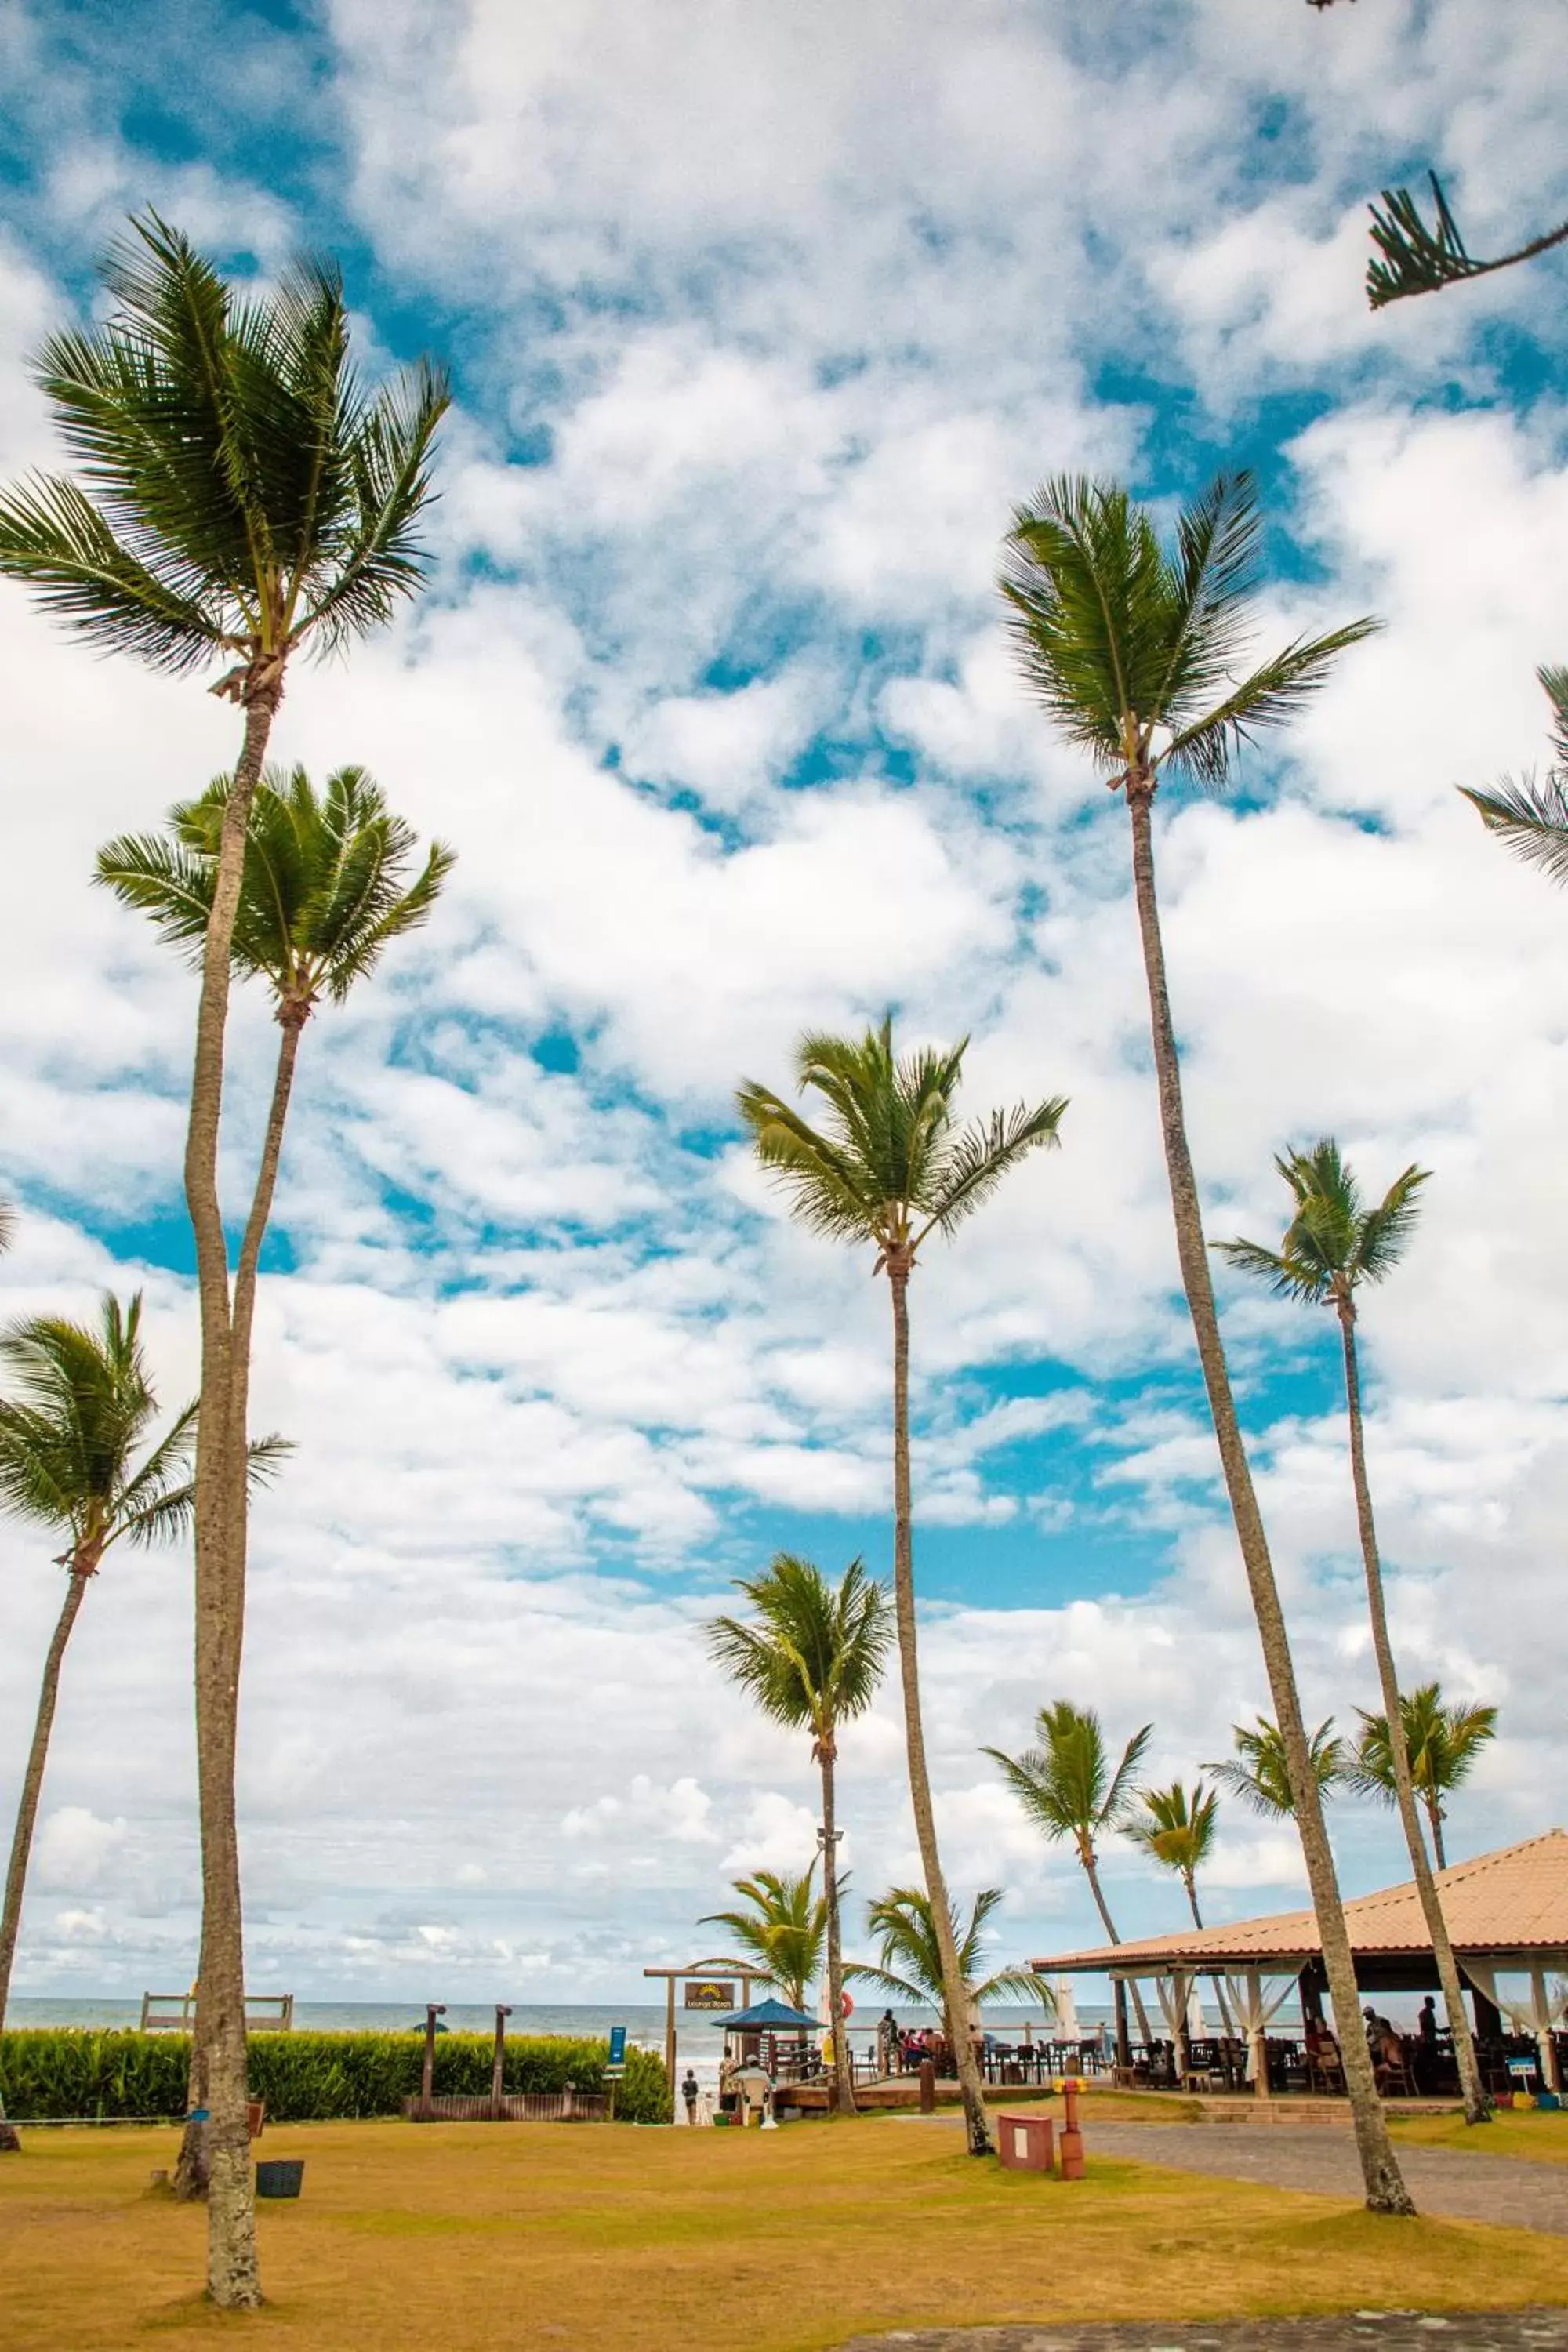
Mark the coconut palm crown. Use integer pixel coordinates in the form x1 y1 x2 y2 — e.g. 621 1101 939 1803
737 1017 1066 1266
701 1868 827 2017
1207 1715 1347 1819
1215 1140 1429 1312
1000 470 1378 793
0 212 448 692
845 1886 1052 2037
1125 1780 1221 1922
96 764 453 1022
1349 1684 1499 1872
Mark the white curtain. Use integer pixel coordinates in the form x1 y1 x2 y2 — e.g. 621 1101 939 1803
1224 1971 1298 2085
1461 1960 1566 2089
1054 1980 1079 2041
1153 1971 1193 2038
1187 1980 1207 2037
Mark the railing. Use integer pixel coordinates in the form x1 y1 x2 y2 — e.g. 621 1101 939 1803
139 1994 295 2033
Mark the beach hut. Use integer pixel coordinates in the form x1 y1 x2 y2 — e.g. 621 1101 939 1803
1031 1829 1568 2100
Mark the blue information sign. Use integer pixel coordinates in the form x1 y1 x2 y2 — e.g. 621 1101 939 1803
608 2025 627 2071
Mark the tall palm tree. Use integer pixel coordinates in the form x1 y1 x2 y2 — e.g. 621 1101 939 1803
0 1297 284 2028
701 1868 827 2016
96 760 449 2192
1125 1778 1235 2036
845 1886 1053 2051
0 214 447 2303
985 1700 1152 2065
1000 474 1411 2212
1218 1142 1490 2125
1350 1683 1498 1873
705 1552 891 2113
737 1018 1066 2154
1207 1715 1348 1819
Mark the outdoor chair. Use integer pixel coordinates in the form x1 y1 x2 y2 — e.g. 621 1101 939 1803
1305 2034 1345 2096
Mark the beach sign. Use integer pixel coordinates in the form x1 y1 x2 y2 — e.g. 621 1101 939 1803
607 2025 627 2074
684 1980 735 2011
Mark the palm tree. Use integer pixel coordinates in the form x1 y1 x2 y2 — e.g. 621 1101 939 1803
845 1886 1053 2052
701 1868 827 2016
1207 1715 1348 1819
1218 1142 1490 2125
96 760 449 2191
737 1018 1066 2154
1125 1779 1235 2036
1000 474 1411 2213
985 1700 1152 2065
0 215 447 2303
0 1297 284 2028
705 1552 891 2113
1349 1684 1498 1873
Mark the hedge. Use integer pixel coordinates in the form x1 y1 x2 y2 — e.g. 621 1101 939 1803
0 2030 671 2125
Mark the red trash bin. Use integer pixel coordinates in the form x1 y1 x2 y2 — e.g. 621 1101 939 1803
997 2113 1055 2172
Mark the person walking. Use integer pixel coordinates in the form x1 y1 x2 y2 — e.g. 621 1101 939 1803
681 2067 699 2125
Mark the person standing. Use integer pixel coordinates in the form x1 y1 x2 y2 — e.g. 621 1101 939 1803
681 2067 699 2126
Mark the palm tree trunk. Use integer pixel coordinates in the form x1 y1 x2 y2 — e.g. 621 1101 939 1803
887 1260 993 2154
819 1747 856 2114
174 1000 304 2209
1080 1850 1152 2057
1427 1796 1447 1874
174 683 279 2302
1124 776 1413 2214
1338 1304 1489 2125
0 1569 89 2027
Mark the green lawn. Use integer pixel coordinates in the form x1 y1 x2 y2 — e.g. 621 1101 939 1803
5 2114 1568 2351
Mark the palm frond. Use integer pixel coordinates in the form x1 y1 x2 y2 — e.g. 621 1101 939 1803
920 1094 1068 1244
1367 172 1568 310
1212 1232 1319 1301
1164 621 1382 790
1461 771 1568 887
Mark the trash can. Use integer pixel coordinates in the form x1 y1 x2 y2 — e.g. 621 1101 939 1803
256 2159 304 2198
998 2114 1054 2172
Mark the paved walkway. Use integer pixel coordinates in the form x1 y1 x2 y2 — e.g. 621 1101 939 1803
838 2315 1568 2352
1085 2125 1568 2238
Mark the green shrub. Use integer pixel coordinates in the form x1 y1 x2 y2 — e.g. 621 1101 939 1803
0 2031 670 2125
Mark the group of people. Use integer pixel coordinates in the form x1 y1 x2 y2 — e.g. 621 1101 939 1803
877 2009 948 2075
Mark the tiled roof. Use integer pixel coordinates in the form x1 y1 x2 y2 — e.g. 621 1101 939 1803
1031 1829 1568 1973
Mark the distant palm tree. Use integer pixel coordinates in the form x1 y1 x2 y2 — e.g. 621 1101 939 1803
1000 471 1408 2212
986 1700 1152 2065
1350 1684 1498 1874
846 1886 1053 2053
0 1296 283 2027
0 214 447 2300
1207 1715 1348 1819
1125 1778 1235 2036
706 1553 891 2114
738 1018 1065 2154
96 761 450 2190
1218 1141 1489 2125
702 1869 827 2017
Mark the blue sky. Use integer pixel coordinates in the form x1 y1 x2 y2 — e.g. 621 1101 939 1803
1 0 1566 2008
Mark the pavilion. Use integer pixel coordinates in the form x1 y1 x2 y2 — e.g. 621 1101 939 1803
1031 1828 1568 2096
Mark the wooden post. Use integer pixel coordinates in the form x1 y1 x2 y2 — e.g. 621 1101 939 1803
1060 2075 1084 2179
421 2004 446 2120
918 2058 936 2114
492 2005 512 2119
665 1976 677 2102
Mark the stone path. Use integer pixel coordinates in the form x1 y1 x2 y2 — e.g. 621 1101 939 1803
1085 2125 1568 2238
838 2314 1568 2352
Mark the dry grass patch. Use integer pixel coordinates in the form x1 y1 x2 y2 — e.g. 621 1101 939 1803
4 2116 1568 2352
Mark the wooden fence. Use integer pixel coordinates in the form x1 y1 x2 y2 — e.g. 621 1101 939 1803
400 2090 610 2124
